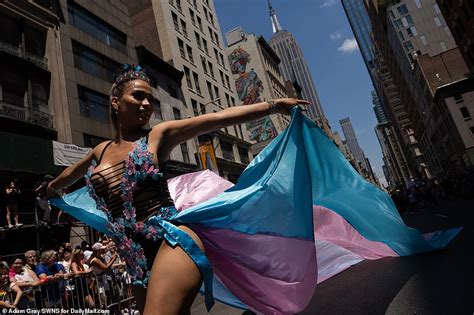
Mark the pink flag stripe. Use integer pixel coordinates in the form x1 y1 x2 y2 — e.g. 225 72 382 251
313 205 399 259
193 226 317 314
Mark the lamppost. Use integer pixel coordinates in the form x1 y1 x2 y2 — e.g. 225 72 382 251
194 98 222 171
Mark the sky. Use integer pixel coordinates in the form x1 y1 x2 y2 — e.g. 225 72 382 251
214 0 387 185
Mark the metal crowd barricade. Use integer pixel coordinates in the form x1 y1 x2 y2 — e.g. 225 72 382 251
3 271 137 313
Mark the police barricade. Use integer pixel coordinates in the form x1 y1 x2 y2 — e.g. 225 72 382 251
2 272 137 313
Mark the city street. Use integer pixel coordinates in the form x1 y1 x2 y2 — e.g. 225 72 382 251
192 199 474 314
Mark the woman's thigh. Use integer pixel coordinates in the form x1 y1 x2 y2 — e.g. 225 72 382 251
143 225 204 315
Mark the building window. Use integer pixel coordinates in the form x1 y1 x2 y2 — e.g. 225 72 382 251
434 16 442 27
189 9 195 24
219 53 225 68
398 31 405 41
238 147 249 164
172 12 179 31
214 86 220 104
208 61 214 78
393 19 403 29
209 13 215 26
408 26 417 36
415 0 422 8
173 107 182 120
154 100 163 120
220 140 234 161
72 41 120 82
168 84 178 99
181 20 188 37
407 27 413 37
219 70 225 86
403 41 413 51
444 26 452 37
208 26 213 39
77 85 109 123
454 94 463 103
67 1 127 53
180 143 190 163
186 45 194 63
420 35 428 46
460 107 471 120
405 15 414 25
433 3 441 14
195 32 201 49
192 72 201 94
178 38 185 58
176 0 182 12
397 4 408 15
201 56 208 73
207 81 214 99
470 127 474 135
225 74 230 88
202 38 208 53
191 99 199 116
183 66 192 89
440 41 447 52
197 16 203 32
224 93 230 106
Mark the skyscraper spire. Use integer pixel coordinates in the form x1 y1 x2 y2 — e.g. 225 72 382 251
268 0 282 33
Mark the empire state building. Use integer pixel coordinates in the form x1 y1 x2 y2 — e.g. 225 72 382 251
267 1 326 124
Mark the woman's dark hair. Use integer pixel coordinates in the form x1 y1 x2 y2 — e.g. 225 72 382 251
110 64 151 133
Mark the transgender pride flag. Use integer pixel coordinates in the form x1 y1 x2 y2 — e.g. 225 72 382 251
52 107 460 314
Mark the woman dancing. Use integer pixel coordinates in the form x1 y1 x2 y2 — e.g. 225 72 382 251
48 65 308 314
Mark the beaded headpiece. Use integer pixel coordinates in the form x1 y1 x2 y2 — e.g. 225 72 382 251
112 64 150 88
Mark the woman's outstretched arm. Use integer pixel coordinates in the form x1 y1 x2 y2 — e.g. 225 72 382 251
46 141 109 194
156 98 308 155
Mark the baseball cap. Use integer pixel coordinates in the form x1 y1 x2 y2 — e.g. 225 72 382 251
92 242 107 251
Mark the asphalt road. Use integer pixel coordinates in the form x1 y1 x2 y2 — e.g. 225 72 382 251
191 199 474 314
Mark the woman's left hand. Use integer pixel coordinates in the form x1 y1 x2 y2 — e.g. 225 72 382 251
273 98 310 115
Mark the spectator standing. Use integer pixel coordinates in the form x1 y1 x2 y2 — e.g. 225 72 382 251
24 251 37 271
35 250 66 307
70 249 95 308
5 180 22 228
89 242 117 308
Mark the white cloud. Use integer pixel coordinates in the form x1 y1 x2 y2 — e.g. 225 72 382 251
329 31 342 41
337 38 359 53
320 0 337 8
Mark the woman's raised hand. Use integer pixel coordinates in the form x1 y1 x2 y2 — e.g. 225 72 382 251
273 98 310 115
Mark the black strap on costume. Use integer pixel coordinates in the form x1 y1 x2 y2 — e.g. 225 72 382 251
97 141 114 164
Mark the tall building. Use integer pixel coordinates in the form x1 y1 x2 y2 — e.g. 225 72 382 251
436 0 473 75
380 0 471 178
339 117 368 171
126 0 252 183
267 0 325 125
0 0 63 227
342 0 409 188
225 27 290 155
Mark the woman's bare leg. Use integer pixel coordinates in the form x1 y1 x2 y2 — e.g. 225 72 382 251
6 205 12 227
143 225 204 315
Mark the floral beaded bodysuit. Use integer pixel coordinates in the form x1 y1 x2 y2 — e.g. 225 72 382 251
85 136 180 286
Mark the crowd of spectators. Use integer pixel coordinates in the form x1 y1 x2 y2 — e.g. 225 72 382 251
0 238 133 312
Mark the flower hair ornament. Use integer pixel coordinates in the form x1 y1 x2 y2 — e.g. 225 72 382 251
112 64 151 88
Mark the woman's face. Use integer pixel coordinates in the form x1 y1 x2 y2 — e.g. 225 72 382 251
114 79 155 128
0 268 8 284
12 259 23 272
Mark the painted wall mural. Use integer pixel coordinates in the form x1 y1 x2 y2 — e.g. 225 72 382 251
228 47 278 142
